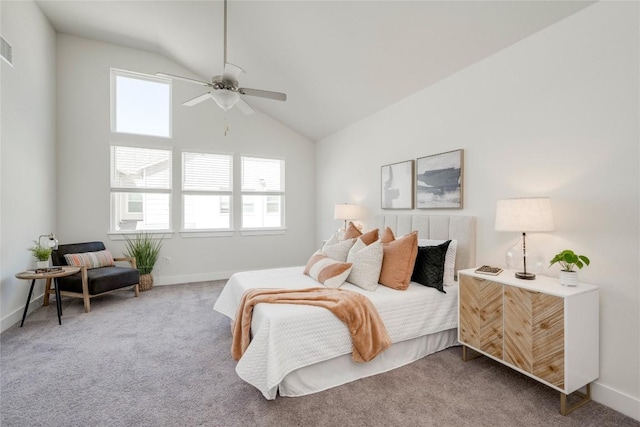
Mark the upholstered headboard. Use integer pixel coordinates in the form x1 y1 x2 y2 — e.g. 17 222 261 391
375 214 477 277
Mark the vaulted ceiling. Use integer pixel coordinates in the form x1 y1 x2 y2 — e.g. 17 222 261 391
35 0 594 141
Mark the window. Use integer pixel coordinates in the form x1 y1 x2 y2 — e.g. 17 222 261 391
111 69 171 138
110 146 172 231
182 152 233 230
241 156 285 229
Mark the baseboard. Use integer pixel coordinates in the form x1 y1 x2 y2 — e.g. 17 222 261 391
1 294 44 333
153 271 235 286
592 381 640 421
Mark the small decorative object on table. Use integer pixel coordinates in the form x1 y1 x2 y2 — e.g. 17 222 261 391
123 232 164 291
475 265 503 276
549 249 590 287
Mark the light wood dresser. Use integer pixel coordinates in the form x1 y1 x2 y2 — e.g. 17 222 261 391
458 268 599 415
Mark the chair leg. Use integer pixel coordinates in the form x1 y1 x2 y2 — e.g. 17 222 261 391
81 266 91 313
134 284 140 297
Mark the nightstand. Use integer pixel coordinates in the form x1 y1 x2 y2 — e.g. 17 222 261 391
458 268 599 415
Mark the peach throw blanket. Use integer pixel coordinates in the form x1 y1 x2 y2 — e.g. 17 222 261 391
232 287 392 363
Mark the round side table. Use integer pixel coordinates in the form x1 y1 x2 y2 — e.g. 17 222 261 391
15 266 80 326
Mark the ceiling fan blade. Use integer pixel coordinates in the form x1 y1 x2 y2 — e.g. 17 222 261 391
239 87 287 102
235 98 255 115
182 92 213 106
223 62 244 82
156 72 212 87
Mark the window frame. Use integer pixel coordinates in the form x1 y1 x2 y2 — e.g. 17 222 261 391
181 150 234 233
240 155 286 232
109 145 173 233
110 68 172 139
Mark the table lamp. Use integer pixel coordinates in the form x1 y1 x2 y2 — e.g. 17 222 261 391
495 197 554 280
39 233 59 250
334 203 359 232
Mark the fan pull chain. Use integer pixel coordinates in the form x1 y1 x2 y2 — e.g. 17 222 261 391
224 111 229 136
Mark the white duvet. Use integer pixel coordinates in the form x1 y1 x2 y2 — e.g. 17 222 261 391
213 266 459 399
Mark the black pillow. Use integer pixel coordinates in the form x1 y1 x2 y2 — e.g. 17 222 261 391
411 240 451 293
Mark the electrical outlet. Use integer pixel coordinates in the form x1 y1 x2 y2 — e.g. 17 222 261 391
162 256 172 264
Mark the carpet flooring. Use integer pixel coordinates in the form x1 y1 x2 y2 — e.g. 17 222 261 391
1 281 637 427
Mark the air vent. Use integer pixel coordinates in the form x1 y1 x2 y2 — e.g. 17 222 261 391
1 36 13 66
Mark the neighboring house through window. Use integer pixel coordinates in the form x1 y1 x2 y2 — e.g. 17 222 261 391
182 152 233 230
110 146 172 231
241 156 285 229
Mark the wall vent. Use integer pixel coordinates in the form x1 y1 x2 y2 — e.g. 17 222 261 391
1 36 13 66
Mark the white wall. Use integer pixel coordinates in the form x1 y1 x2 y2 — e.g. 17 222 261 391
55 34 316 286
316 1 639 420
0 1 57 331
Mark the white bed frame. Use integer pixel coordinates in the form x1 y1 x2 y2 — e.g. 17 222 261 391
277 214 477 397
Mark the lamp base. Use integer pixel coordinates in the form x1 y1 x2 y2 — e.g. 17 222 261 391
515 271 536 280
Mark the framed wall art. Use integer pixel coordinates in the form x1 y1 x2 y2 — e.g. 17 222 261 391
381 160 414 209
415 149 463 209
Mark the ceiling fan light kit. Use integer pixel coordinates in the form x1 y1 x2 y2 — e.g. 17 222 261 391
156 0 286 119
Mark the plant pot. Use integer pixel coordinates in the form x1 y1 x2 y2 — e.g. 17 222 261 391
36 260 49 269
139 273 154 291
559 270 578 287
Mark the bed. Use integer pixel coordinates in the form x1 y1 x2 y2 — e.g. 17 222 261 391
214 214 476 399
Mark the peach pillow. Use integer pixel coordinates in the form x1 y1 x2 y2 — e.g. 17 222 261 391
379 230 418 290
343 221 362 240
381 227 395 244
344 221 379 245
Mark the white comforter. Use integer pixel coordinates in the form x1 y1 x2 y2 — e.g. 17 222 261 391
213 267 458 399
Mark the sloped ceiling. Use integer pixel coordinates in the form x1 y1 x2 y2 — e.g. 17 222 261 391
35 0 594 141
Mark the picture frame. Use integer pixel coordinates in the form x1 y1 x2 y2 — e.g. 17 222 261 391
381 160 414 209
415 149 464 209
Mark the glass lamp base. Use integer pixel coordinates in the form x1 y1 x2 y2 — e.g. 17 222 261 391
505 236 545 278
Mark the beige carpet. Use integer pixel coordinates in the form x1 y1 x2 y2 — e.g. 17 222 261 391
1 281 637 427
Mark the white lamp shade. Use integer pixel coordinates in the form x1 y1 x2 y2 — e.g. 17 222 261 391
212 90 240 111
334 203 359 220
495 197 555 232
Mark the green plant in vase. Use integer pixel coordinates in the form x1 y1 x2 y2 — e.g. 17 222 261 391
549 249 590 286
123 232 163 291
28 241 53 268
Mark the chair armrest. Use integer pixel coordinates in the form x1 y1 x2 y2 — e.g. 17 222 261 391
113 257 137 269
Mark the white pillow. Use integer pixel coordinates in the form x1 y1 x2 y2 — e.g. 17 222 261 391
417 239 457 286
304 252 353 288
322 237 356 262
345 239 383 292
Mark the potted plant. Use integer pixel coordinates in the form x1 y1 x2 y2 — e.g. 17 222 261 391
123 232 163 291
549 249 590 286
28 241 53 269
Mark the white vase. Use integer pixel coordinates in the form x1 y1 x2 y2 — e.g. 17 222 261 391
36 260 49 269
559 270 578 286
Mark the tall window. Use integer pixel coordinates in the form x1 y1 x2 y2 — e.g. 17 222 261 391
182 152 233 230
110 146 172 231
111 69 171 138
241 156 285 229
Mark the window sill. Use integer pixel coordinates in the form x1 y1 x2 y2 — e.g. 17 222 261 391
108 231 174 241
240 228 287 236
179 230 235 238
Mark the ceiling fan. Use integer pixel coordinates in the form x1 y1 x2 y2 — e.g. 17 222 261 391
156 0 286 115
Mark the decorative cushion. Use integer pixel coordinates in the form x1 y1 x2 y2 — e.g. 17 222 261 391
304 252 353 288
379 231 418 290
64 250 115 269
343 221 362 240
411 241 451 293
344 222 379 245
418 239 457 286
381 226 395 244
346 239 383 291
322 238 356 262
